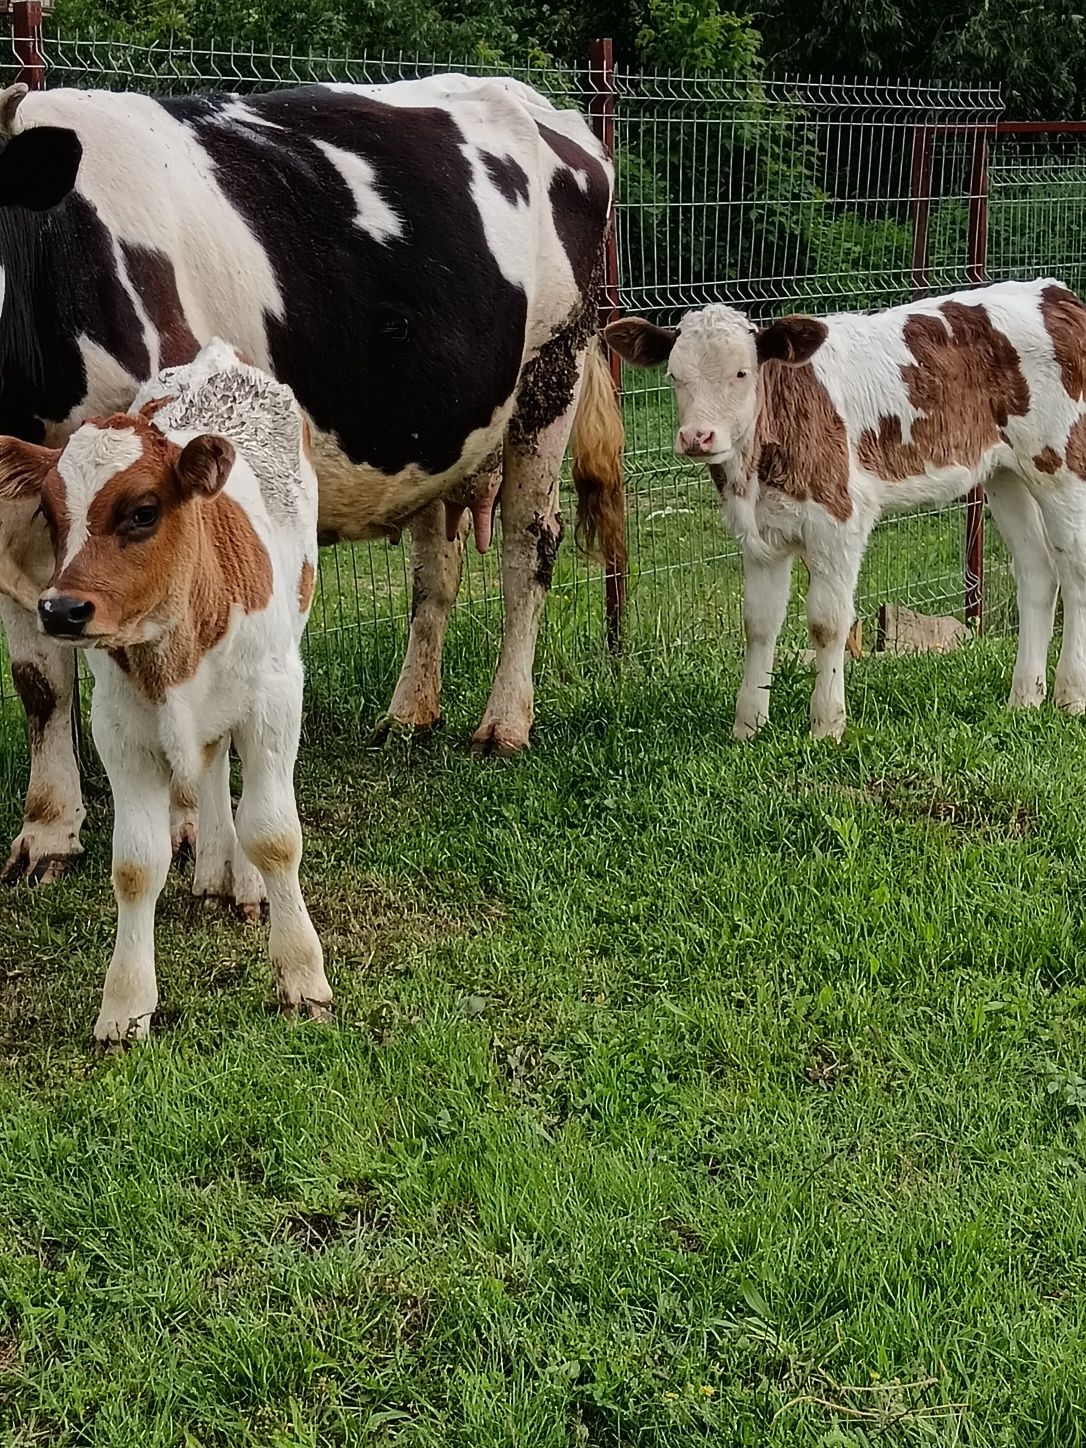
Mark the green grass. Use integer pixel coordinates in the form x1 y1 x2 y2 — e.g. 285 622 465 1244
1 630 1086 1445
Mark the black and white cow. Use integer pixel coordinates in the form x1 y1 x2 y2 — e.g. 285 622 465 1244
0 73 624 882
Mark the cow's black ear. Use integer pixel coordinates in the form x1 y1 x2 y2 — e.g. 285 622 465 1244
0 127 83 211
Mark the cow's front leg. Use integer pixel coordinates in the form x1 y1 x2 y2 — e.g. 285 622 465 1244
91 720 172 1043
471 417 571 757
233 671 331 1018
375 498 468 740
0 596 85 884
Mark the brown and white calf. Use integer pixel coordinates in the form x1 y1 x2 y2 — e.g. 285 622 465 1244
608 279 1086 739
0 339 330 1039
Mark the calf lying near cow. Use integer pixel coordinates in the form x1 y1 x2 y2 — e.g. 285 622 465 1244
608 278 1086 741
0 341 331 1040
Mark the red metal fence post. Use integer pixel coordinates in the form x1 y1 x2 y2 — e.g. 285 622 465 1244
588 36 627 653
964 131 990 630
9 0 45 89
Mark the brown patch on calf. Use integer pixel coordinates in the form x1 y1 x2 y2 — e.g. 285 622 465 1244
24 786 63 826
245 834 298 876
298 559 315 613
10 662 56 748
1066 417 1086 480
201 738 222 771
121 242 200 369
300 414 314 463
1034 446 1063 474
858 302 1030 481
1040 283 1086 401
113 861 149 903
755 363 852 522
170 778 198 813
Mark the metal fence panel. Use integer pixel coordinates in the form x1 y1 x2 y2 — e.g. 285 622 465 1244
0 31 1055 725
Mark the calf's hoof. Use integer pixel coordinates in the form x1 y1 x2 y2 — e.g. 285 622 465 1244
93 1006 154 1044
1054 690 1086 717
2 834 82 886
279 996 334 1024
732 715 766 742
372 712 441 746
1008 679 1046 710
811 716 847 742
470 723 529 758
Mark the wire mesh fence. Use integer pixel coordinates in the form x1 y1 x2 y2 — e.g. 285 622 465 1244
3 29 1084 723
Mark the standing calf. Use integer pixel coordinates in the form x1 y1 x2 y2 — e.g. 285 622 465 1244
0 340 330 1040
608 280 1086 738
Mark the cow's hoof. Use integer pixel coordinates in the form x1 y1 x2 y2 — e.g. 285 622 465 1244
732 717 765 742
2 839 81 886
470 724 528 759
1054 692 1086 717
372 712 441 745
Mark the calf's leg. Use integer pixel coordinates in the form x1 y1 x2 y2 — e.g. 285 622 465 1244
192 736 266 919
734 551 793 740
233 671 330 1017
985 470 1057 708
805 545 863 741
0 598 85 884
91 715 172 1042
1035 481 1086 714
376 497 468 739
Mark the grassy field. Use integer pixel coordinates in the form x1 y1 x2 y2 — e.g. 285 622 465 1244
1 625 1086 1445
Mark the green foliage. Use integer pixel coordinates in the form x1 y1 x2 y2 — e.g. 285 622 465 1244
634 0 761 74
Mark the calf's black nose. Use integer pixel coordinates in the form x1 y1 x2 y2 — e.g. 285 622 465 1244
39 595 94 638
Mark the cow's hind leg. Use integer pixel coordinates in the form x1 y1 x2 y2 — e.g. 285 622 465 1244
375 498 469 740
1036 478 1086 714
471 341 583 757
0 598 85 884
986 469 1057 708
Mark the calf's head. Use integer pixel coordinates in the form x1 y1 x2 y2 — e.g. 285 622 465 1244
605 306 828 472
0 416 235 647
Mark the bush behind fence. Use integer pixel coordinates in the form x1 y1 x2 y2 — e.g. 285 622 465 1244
1 29 1084 716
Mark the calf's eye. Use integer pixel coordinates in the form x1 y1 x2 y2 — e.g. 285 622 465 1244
129 502 160 532
736 370 749 379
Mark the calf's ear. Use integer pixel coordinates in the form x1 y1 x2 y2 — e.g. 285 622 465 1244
755 315 828 366
0 438 60 500
176 434 236 499
604 317 678 368
0 127 83 211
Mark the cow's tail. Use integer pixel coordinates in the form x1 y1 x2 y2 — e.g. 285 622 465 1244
571 335 626 569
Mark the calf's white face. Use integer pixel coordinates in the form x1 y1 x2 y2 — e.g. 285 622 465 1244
605 305 829 472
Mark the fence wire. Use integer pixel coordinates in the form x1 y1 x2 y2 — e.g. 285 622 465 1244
0 34 1072 722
